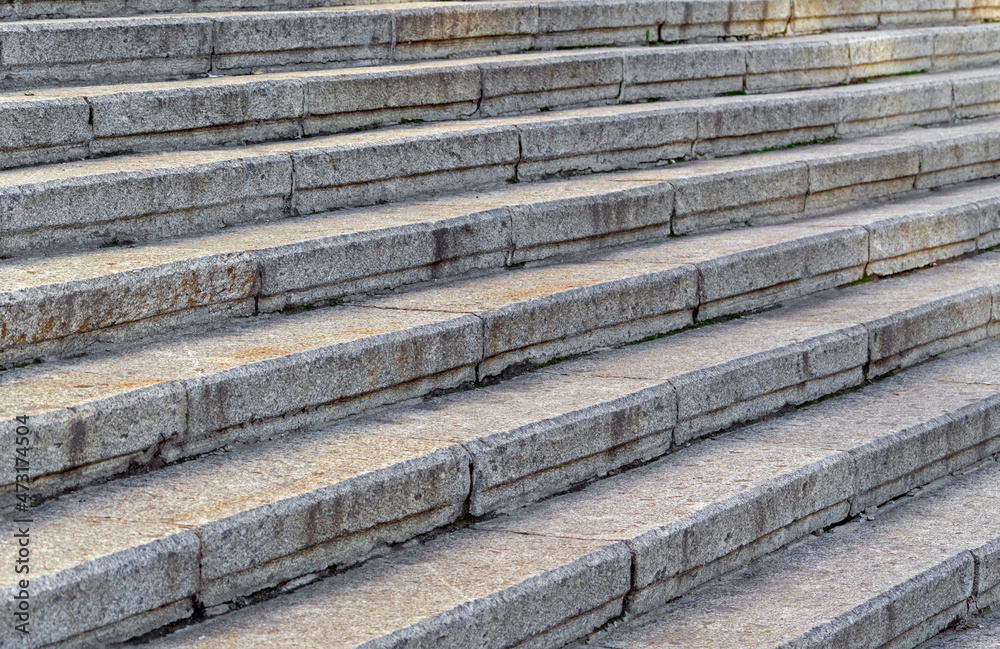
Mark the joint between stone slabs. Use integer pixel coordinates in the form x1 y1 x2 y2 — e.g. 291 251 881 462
208 20 220 76
511 125 525 184
970 547 985 599
293 79 307 141
471 313 488 382
500 206 517 266
527 5 542 51
615 52 627 102
474 65 486 116
285 152 299 217
456 445 476 518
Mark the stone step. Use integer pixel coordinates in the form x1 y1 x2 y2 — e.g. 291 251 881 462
0 0 791 89
15 331 992 649
8 0 998 23
3 0 995 73
918 609 1000 649
4 133 1000 368
564 456 1000 649
1 216 998 514
2 0 421 21
4 24 999 169
4 67 1000 258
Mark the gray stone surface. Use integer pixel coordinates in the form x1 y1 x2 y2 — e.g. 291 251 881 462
805 143 921 213
917 609 1000 649
368 251 698 378
211 8 393 73
507 177 672 263
0 95 90 169
302 62 480 134
0 148 293 256
11 119 1000 364
636 156 809 233
789 0 878 32
534 0 664 49
368 370 674 515
176 306 481 441
934 24 1000 70
0 514 198 649
0 17 212 90
286 123 519 214
540 312 868 442
696 92 838 156
0 245 258 357
393 2 538 60
4 24 996 172
836 77 953 137
622 44 744 101
256 203 512 309
479 428 853 615
916 116 1000 189
6 264 1000 648
848 29 933 80
516 104 698 179
661 0 790 41
804 192 984 276
744 37 849 93
7 71 1000 260
584 462 1000 649
87 77 305 154
146 530 630 649
0 304 480 490
479 51 622 117
731 364 1000 514
78 424 471 606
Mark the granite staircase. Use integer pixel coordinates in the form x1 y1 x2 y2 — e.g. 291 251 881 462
2 0 1000 647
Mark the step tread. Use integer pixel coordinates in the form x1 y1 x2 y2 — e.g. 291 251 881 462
99 339 1000 649
0 23 1000 157
2 63 994 187
3 165 998 489
573 458 1000 649
3 67 999 263
919 610 1000 649
4 115 1000 368
4 251 1000 646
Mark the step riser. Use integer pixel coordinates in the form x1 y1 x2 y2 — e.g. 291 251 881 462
5 0 999 26
3 213 999 501
579 457 1000 649
18 342 1000 649
920 606 1000 647
4 70 998 259
2 8 999 649
2 247 998 536
6 26 999 170
7 122 1000 367
7 2 998 87
0 0 423 21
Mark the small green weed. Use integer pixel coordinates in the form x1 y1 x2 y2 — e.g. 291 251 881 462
535 356 568 369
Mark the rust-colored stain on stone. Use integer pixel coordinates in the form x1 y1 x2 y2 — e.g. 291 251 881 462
225 346 300 363
29 315 60 343
110 379 163 390
496 279 589 302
